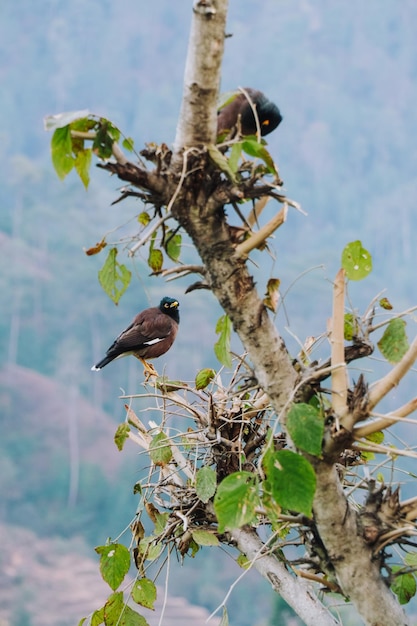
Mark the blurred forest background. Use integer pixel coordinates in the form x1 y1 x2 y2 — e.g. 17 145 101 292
1 1 417 625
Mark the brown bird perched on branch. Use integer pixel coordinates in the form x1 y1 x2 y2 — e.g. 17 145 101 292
91 297 180 376
217 88 282 138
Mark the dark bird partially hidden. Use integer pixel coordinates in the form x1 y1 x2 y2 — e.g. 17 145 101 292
91 297 180 377
217 88 282 138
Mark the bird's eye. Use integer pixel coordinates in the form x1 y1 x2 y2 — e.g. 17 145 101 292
262 119 270 126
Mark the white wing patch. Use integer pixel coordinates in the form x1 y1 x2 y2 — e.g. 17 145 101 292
144 337 164 346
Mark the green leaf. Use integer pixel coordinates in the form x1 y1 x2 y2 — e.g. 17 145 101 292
195 368 216 390
138 212 151 226
114 423 130 451
391 567 416 605
379 297 393 311
148 247 163 273
95 543 130 591
149 432 172 466
74 148 92 189
98 247 132 304
131 578 157 610
218 90 239 110
263 278 280 313
365 431 384 444
286 403 324 457
377 318 409 364
208 145 237 182
93 122 114 160
344 312 359 341
165 231 182 262
242 139 277 175
51 126 75 180
137 536 163 561
91 608 105 626
192 529 219 546
214 314 233 368
228 142 242 173
44 109 90 131
219 606 229 626
214 471 260 532
122 137 135 152
236 554 251 569
405 552 417 568
262 449 316 517
195 465 217 503
341 240 372 280
104 592 149 626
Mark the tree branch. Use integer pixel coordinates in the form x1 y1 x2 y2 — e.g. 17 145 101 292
330 269 349 420
230 526 340 626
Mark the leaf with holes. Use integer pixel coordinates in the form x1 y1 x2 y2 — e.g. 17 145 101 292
132 578 157 610
95 543 130 591
341 240 372 280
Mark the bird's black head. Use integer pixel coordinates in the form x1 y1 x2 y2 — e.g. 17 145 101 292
159 297 180 323
241 95 283 137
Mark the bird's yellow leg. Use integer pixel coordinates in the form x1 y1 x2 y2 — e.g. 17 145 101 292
139 357 158 380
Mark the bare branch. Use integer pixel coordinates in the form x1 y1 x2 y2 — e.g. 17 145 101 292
354 397 417 438
330 269 349 419
234 204 287 258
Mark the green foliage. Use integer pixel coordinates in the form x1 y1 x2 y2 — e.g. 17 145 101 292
208 145 238 182
195 368 216 390
165 230 182 262
377 318 409 363
286 403 324 457
147 233 163 273
114 423 130 451
219 606 229 626
262 448 316 517
149 432 172 466
214 471 260 532
241 138 278 176
214 314 233 368
98 247 132 304
95 543 131 591
192 529 220 546
391 567 417 605
104 592 149 626
131 578 157 610
344 312 359 341
341 240 372 280
195 465 217 502
51 126 75 180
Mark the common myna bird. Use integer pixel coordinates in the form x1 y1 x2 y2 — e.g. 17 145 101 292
91 297 179 376
217 88 282 138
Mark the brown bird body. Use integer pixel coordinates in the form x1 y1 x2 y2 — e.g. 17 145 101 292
91 297 179 372
217 88 282 138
